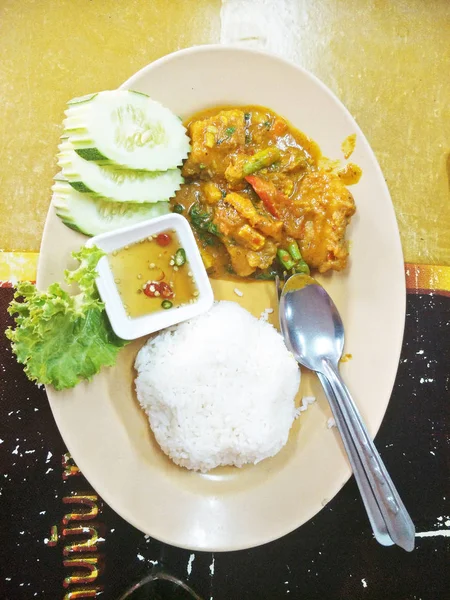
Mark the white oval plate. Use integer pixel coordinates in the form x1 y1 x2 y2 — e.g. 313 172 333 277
38 45 405 551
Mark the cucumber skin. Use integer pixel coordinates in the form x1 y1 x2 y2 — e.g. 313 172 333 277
129 90 150 98
56 217 87 236
69 181 94 194
67 93 98 105
75 148 109 162
67 90 149 106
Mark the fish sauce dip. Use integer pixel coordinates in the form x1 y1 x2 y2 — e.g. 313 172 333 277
108 229 199 318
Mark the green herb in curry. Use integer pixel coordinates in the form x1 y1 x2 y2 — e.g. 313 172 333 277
189 203 220 236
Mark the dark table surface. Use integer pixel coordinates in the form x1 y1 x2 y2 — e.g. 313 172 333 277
1 282 449 600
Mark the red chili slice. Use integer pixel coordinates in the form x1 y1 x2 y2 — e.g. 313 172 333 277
143 281 174 299
143 281 160 298
158 282 174 299
245 175 281 219
156 233 172 246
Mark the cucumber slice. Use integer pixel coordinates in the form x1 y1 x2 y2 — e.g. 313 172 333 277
63 90 190 171
57 140 183 203
52 177 170 237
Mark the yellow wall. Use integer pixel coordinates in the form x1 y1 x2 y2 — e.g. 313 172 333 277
1 0 449 266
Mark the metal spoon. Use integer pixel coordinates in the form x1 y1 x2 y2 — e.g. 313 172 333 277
277 275 393 546
279 273 415 551
277 274 393 546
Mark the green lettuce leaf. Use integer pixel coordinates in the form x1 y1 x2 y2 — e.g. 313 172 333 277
6 245 127 390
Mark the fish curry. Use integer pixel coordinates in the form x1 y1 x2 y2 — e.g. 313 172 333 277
171 106 357 279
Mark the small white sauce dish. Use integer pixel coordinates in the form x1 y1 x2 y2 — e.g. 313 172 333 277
86 213 214 340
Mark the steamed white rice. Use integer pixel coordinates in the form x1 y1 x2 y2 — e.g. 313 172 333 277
134 301 300 472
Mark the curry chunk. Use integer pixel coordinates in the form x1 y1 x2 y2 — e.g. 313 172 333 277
211 192 281 275
224 243 255 277
224 192 282 239
203 182 222 204
294 171 356 273
254 215 283 240
225 240 277 276
224 154 250 186
225 192 258 222
183 110 246 177
214 201 246 236
246 240 277 270
237 224 266 251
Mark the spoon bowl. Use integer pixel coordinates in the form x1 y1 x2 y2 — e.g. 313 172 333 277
280 275 344 371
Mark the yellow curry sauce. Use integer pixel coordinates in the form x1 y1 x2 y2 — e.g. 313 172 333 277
171 105 359 279
341 133 357 160
109 230 198 318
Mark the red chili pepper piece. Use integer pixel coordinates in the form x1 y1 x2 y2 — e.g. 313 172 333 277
245 175 281 219
143 281 160 298
156 233 172 247
159 282 174 299
143 281 174 299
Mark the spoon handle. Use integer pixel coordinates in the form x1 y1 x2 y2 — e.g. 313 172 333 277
321 360 415 552
317 373 394 547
